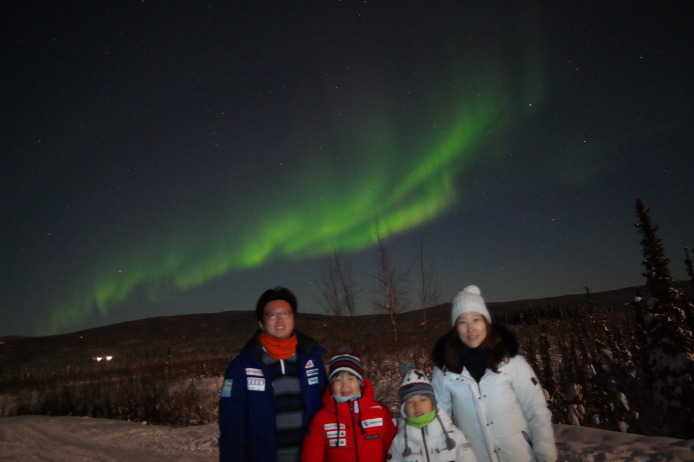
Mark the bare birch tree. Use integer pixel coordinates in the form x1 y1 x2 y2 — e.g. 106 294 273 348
416 235 440 327
317 250 359 349
371 227 409 362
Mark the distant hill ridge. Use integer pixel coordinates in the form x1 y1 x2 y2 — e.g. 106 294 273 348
0 286 645 362
4 285 639 341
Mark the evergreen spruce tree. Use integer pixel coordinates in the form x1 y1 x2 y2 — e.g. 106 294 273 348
684 246 694 291
600 306 641 433
684 246 694 330
539 333 561 420
629 285 654 433
633 199 694 438
635 199 675 303
573 311 614 429
523 333 540 373
582 308 618 430
562 330 586 426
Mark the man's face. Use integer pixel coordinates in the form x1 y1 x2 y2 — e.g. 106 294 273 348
259 299 295 339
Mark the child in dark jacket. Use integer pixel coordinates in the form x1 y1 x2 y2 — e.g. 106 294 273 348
301 350 397 462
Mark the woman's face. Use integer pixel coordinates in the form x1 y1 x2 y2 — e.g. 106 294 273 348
455 312 488 348
331 371 361 398
404 395 434 418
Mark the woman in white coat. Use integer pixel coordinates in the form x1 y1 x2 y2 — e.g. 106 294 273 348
431 285 556 462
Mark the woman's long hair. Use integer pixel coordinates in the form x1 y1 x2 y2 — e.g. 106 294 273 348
431 317 514 374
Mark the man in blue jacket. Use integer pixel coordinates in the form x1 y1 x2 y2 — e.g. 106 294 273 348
218 287 327 462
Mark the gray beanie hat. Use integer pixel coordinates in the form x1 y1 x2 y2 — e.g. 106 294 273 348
399 362 436 404
451 285 491 326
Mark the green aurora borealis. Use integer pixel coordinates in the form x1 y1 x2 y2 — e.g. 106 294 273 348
7 2 692 338
15 2 555 335
49 96 514 335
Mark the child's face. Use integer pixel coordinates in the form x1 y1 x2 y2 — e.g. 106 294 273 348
331 371 361 398
404 395 434 418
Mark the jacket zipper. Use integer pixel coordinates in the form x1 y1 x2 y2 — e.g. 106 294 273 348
350 401 360 462
421 427 430 462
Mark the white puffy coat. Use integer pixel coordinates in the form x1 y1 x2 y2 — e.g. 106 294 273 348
388 404 478 462
432 356 556 462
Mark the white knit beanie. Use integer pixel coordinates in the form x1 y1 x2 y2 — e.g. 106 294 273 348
451 285 491 326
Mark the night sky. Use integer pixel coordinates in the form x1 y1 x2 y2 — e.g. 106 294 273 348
2 1 692 337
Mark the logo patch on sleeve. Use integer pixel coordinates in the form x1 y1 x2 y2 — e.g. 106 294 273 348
221 379 233 398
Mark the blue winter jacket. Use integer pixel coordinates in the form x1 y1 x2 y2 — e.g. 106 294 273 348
218 330 327 462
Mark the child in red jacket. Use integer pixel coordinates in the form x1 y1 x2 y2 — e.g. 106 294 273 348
301 349 397 462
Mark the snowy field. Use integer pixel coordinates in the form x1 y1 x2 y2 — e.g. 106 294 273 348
0 416 693 461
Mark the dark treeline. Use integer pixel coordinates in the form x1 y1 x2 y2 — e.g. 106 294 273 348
1 199 692 439
497 301 669 437
1 286 692 438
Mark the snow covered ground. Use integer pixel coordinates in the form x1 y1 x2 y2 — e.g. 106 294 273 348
0 416 692 461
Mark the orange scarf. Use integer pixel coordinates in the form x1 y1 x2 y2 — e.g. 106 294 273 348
259 332 298 360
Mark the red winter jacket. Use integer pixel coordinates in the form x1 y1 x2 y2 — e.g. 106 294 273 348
301 378 397 462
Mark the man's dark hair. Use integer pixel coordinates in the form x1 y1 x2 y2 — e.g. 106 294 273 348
255 286 298 321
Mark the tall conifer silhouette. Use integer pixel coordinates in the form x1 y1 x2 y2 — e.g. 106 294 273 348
633 199 693 438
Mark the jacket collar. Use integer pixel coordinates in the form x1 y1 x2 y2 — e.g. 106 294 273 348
244 329 323 361
321 378 376 412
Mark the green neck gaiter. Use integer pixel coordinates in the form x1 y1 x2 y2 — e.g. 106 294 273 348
406 410 437 429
